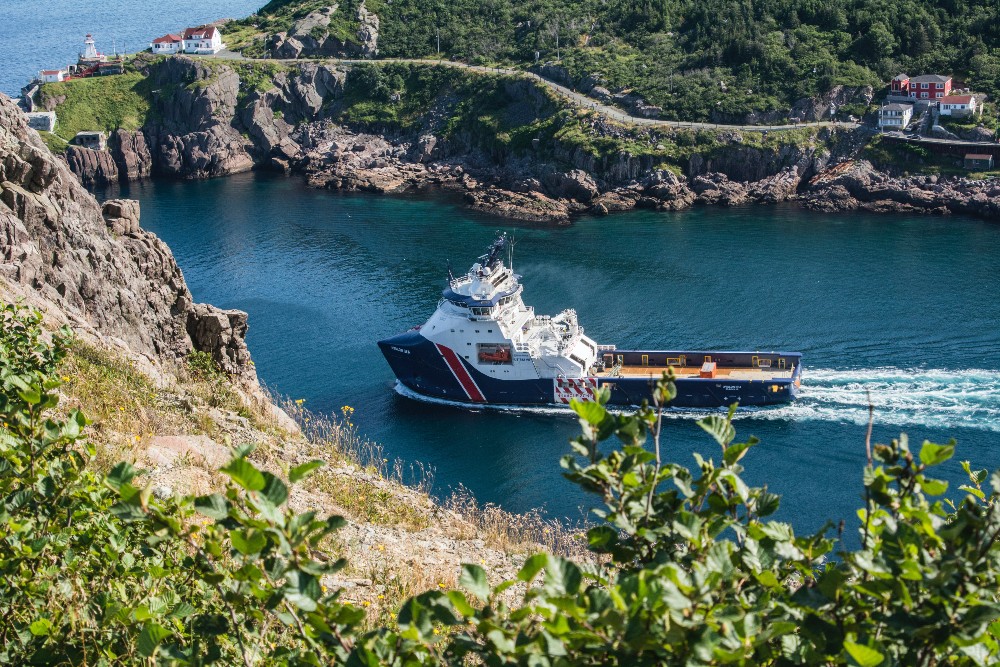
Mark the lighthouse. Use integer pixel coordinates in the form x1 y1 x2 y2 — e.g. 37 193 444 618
79 34 106 63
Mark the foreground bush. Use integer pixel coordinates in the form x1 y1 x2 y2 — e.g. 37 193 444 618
2 301 999 665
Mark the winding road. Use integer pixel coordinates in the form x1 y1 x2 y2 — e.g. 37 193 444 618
203 51 861 134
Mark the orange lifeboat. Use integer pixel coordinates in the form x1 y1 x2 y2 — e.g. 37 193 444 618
479 347 512 363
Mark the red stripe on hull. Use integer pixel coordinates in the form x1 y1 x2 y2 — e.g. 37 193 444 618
435 344 486 402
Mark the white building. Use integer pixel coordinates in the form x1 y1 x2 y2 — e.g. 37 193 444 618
25 111 57 132
939 95 977 117
182 26 225 54
879 103 913 129
150 33 183 54
40 69 66 83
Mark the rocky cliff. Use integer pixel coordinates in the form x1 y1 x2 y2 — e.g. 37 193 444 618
805 159 1000 217
267 2 379 59
0 92 255 380
51 56 1000 223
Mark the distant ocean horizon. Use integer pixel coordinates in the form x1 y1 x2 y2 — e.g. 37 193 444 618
0 0 261 96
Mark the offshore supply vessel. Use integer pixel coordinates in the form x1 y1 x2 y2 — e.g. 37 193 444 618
378 235 802 409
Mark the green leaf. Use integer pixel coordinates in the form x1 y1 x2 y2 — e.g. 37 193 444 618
570 398 607 426
29 618 52 636
544 556 582 596
921 478 948 496
289 460 324 483
724 441 752 465
231 529 267 555
136 622 171 658
919 441 955 467
844 640 884 667
18 387 41 405
194 493 230 520
459 564 490 601
259 472 289 507
221 457 266 491
698 412 736 448
517 553 547 583
586 525 618 551
106 462 139 491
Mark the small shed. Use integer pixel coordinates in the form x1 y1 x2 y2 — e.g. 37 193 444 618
73 131 107 150
964 153 994 170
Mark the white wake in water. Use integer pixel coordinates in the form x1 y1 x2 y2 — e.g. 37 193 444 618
395 368 1000 432
746 368 1000 432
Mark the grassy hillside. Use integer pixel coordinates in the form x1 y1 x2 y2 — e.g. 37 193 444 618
230 0 1000 120
37 72 152 143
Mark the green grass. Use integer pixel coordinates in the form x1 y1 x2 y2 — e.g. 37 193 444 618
38 73 151 142
37 131 69 155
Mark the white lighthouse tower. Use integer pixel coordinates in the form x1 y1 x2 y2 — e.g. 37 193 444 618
79 34 106 63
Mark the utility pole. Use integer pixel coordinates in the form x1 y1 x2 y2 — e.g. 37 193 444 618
436 26 440 56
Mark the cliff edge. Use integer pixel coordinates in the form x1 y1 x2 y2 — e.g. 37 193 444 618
0 92 255 380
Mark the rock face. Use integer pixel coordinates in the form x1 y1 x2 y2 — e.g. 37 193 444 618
804 160 1000 218
64 145 118 186
0 94 256 381
139 57 255 178
101 199 141 235
268 2 379 59
110 129 152 180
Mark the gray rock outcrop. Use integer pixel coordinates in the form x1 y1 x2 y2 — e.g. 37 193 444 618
101 199 141 235
805 159 1000 218
268 2 379 59
139 57 255 178
64 145 118 186
0 93 257 381
110 129 152 180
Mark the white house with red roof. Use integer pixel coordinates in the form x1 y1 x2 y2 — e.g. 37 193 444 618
40 69 66 83
150 26 224 55
150 33 183 54
182 26 225 54
939 94 977 117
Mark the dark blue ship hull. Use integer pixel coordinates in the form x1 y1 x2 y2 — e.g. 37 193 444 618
379 330 802 409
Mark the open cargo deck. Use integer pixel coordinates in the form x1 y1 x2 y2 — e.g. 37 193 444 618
593 365 796 380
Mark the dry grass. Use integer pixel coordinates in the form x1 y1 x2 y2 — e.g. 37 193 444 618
444 486 590 560
59 341 183 471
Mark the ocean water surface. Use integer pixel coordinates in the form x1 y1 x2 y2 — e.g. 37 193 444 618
0 0 260 96
98 173 1000 543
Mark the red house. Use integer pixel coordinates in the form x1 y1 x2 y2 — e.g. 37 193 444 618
891 73 952 100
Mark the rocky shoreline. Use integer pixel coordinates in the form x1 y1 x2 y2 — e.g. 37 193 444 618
42 55 1000 224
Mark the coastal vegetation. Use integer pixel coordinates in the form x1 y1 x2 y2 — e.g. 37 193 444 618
230 0 1000 120
37 72 151 144
5 300 1000 664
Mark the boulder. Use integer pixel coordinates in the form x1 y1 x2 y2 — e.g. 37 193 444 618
101 199 141 235
543 169 599 203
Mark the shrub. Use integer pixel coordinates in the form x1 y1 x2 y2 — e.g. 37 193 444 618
3 300 1000 665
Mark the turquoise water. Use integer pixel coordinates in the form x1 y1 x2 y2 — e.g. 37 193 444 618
0 0 260 96
101 172 1000 541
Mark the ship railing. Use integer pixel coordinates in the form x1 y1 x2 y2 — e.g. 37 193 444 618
596 344 617 351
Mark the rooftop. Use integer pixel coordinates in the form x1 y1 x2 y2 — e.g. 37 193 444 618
965 154 992 160
910 74 951 83
882 103 913 112
940 95 973 104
